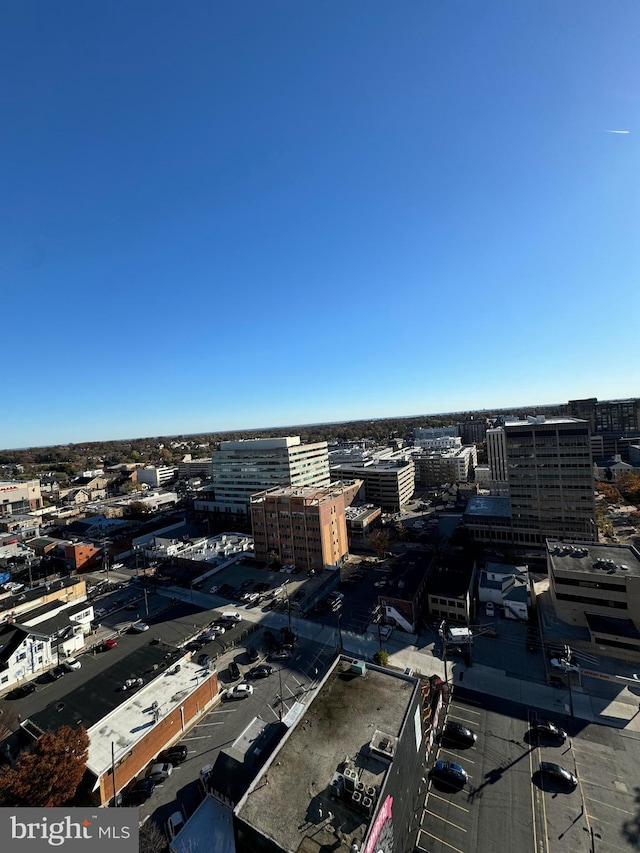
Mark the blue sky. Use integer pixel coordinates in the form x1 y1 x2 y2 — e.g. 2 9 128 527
2 1 638 448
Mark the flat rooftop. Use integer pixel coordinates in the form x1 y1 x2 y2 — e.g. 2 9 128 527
25 641 211 777
236 657 416 853
464 495 512 519
547 540 640 578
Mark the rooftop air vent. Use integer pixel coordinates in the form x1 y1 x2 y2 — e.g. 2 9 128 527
370 730 397 760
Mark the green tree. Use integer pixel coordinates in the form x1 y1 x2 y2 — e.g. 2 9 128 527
0 724 89 806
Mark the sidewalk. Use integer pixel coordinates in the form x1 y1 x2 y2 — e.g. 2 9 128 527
159 587 640 734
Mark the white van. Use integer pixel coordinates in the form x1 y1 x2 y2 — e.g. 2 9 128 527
219 611 242 624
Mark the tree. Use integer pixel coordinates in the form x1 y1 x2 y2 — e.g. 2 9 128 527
129 500 150 514
0 724 89 806
139 820 169 853
369 529 391 558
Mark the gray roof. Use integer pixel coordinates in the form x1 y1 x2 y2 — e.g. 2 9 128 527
464 496 511 519
236 657 417 853
547 540 640 578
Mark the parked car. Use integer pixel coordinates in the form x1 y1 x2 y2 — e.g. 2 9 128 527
539 761 577 788
146 762 173 783
379 626 393 641
49 666 66 681
228 661 241 681
249 664 273 679
530 719 567 743
197 654 211 668
246 646 260 662
131 621 150 632
159 744 189 765
443 721 477 746
431 760 468 785
100 638 118 651
166 809 185 840
268 649 292 661
11 682 37 698
228 683 254 700
62 657 82 671
121 778 155 805
485 602 495 617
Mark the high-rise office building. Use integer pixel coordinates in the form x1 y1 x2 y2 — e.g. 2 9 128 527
504 417 596 545
194 437 330 528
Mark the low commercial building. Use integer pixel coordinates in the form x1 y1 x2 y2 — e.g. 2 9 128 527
234 655 427 853
345 503 382 544
547 540 640 658
379 550 433 634
135 465 178 488
427 555 477 625
463 495 514 544
250 481 362 570
0 480 42 516
178 457 213 480
23 641 219 806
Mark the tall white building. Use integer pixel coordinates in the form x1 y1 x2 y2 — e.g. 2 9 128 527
194 437 330 526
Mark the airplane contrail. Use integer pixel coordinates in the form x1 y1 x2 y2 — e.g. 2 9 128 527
607 129 630 134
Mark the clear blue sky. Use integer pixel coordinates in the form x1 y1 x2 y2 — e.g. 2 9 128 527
2 1 638 448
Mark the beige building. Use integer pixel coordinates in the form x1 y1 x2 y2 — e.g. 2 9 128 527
329 459 415 512
0 480 42 516
414 445 477 486
250 481 362 570
196 437 330 527
547 540 640 659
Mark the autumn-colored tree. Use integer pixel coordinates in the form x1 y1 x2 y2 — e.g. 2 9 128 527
617 473 640 505
0 724 89 807
373 649 390 667
369 529 391 558
128 500 150 514
596 482 622 503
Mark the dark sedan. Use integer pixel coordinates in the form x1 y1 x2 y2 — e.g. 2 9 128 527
540 761 577 788
121 778 155 806
443 720 478 746
159 744 189 765
248 664 273 679
228 661 241 681
530 719 567 743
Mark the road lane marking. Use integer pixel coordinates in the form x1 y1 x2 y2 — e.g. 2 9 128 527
439 748 475 764
419 829 464 853
450 705 481 716
182 735 212 740
424 810 467 832
583 796 634 816
428 793 469 812
195 722 226 726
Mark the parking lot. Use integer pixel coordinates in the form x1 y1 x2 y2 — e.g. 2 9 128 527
134 632 337 833
418 688 640 853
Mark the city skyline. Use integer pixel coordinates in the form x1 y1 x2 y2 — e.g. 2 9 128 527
2 2 638 449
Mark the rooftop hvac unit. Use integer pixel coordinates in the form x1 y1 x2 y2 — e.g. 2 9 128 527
351 791 362 808
362 796 373 816
365 785 376 799
343 768 358 793
356 780 365 793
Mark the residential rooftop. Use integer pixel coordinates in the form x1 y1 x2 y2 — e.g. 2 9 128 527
236 656 417 853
